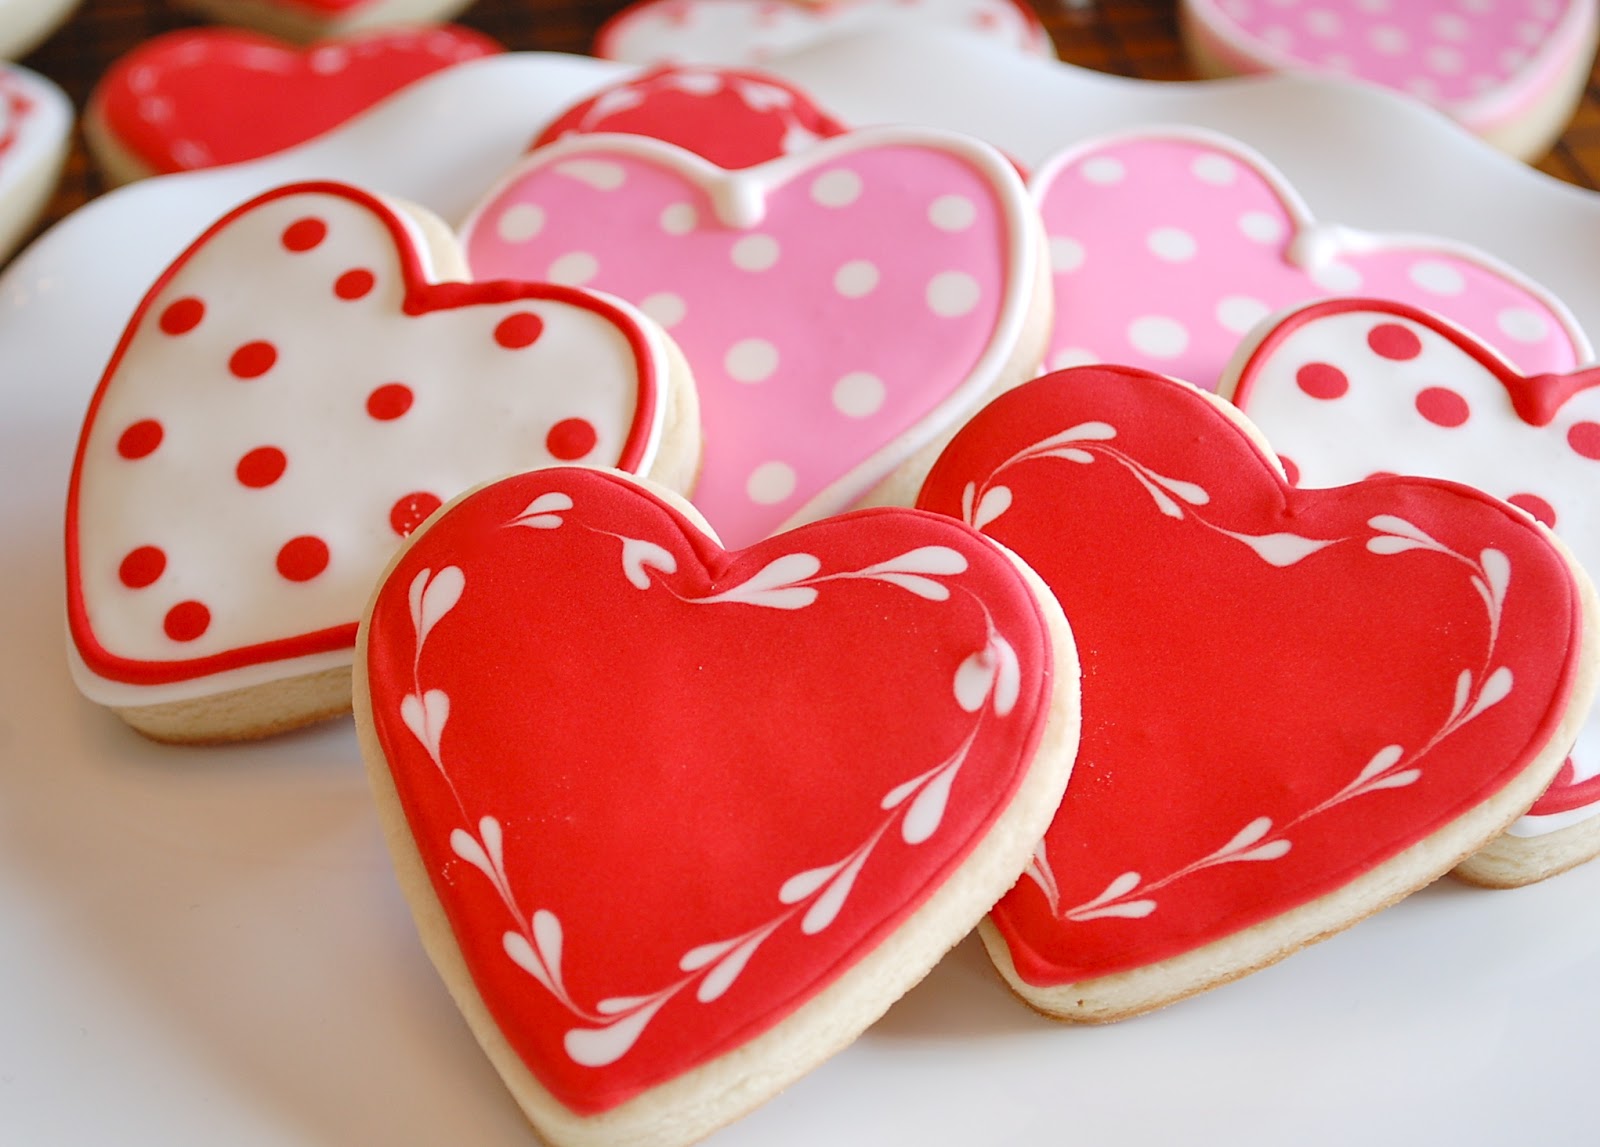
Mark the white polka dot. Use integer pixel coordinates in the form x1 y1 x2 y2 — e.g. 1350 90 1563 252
1407 77 1440 101
1501 47 1529 71
308 47 348 74
834 260 879 298
927 272 981 318
1433 12 1468 39
1370 25 1407 54
747 461 796 505
1050 236 1085 273
1147 227 1197 262
1049 347 1099 370
725 338 780 382
731 234 780 271
1516 20 1544 44
1128 316 1189 359
1239 211 1285 243
811 169 862 208
1311 261 1363 291
1357 0 1389 9
555 159 627 191
832 372 886 417
660 202 697 235
929 195 977 232
1409 260 1466 295
1262 25 1295 50
1081 157 1126 185
1427 46 1465 75
1191 153 1238 185
548 252 599 285
1460 0 1491 12
1499 307 1550 343
641 292 686 329
1305 9 1341 36
496 203 545 243
1216 296 1270 334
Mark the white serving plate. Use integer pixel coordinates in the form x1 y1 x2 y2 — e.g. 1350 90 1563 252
4 33 1599 1146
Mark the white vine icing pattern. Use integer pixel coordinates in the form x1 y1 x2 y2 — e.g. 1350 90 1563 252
963 422 1515 923
396 488 1018 1066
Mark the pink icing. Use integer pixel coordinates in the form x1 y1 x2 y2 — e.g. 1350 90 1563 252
1036 130 1586 390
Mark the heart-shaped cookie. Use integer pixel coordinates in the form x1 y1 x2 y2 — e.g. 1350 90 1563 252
85 26 501 185
0 62 71 262
916 365 1595 1021
354 465 1078 1146
1223 297 1600 886
460 127 1047 549
533 65 847 170
66 181 697 743
594 0 1054 68
1034 128 1586 390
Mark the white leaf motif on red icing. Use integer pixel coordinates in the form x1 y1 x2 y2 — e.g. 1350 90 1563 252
620 537 678 590
509 492 573 530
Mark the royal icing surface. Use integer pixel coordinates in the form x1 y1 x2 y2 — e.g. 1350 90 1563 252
1183 0 1596 132
462 128 1036 550
67 182 668 704
533 65 846 170
916 366 1582 987
595 0 1054 67
1034 129 1585 390
362 466 1055 1114
1226 298 1600 838
91 27 500 175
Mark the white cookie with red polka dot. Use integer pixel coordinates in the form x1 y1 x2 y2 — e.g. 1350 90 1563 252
1221 296 1600 886
1181 0 1600 161
65 180 700 744
0 62 70 263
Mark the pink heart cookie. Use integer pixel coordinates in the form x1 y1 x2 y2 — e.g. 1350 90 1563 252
461 128 1046 549
66 181 697 743
1181 0 1600 160
1223 297 1600 887
533 65 847 170
595 0 1055 68
0 62 71 263
85 26 501 185
1034 128 1586 391
355 465 1078 1146
916 365 1595 1021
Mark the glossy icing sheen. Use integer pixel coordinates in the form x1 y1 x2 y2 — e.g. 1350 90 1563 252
1034 129 1584 390
533 65 847 170
362 466 1054 1113
67 182 665 700
462 129 1036 550
916 366 1582 986
595 0 1053 67
1227 298 1600 837
1184 0 1593 129
92 27 500 174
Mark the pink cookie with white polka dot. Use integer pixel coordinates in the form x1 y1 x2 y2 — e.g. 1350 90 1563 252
461 127 1049 550
1181 0 1600 160
1034 127 1587 392
65 180 700 743
1221 296 1600 886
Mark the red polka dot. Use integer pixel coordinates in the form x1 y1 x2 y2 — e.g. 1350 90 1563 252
276 535 329 582
1279 454 1300 486
390 491 442 536
1295 362 1349 400
1415 386 1470 428
494 312 545 349
236 446 287 488
163 600 210 642
158 296 205 335
118 545 166 588
1368 323 1422 361
335 269 375 300
366 383 414 421
282 217 328 252
229 341 278 379
117 419 163 459
1570 421 1600 460
1508 493 1557 528
546 417 598 460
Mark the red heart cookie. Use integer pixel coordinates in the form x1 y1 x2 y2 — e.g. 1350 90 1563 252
915 365 1594 1021
355 466 1077 1146
86 26 501 184
66 181 694 742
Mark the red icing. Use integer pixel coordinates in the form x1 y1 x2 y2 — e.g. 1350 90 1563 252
493 311 544 350
281 216 327 252
533 66 847 170
276 535 329 581
1528 757 1600 816
1295 362 1348 400
158 297 205 335
365 383 413 421
1368 321 1423 361
1415 385 1471 427
116 420 163 460
1571 421 1600 460
334 268 375 299
546 417 598 461
389 492 441 536
361 467 1054 1114
916 366 1582 987
235 446 287 488
1508 492 1558 528
163 601 211 642
119 546 166 588
229 341 278 379
92 28 502 175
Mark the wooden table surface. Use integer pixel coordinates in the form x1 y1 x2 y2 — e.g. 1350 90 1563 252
14 0 1600 240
